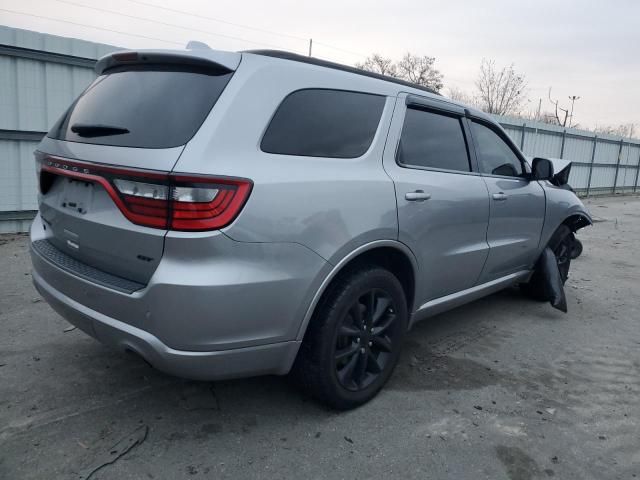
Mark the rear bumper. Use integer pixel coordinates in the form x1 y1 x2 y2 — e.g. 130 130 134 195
33 263 301 381
30 213 330 380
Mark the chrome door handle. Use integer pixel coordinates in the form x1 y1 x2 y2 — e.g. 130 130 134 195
492 192 508 201
405 191 432 202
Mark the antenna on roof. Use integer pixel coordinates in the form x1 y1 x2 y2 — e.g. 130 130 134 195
186 41 212 50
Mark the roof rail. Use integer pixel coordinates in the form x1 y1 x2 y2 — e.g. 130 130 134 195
244 49 440 96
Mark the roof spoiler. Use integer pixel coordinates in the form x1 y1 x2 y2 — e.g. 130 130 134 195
95 47 241 75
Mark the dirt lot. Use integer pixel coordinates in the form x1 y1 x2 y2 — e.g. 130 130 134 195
1 195 639 480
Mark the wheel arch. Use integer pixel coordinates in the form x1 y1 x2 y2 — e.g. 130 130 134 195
295 240 418 342
538 208 592 256
562 212 592 232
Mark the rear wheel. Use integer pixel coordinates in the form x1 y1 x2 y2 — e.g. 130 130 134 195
292 265 408 410
522 224 573 300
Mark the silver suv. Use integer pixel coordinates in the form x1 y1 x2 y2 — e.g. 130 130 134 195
30 47 591 409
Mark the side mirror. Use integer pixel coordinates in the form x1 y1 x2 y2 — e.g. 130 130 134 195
531 157 554 181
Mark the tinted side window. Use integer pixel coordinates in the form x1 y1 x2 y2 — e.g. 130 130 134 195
396 108 470 172
261 89 385 158
470 121 523 177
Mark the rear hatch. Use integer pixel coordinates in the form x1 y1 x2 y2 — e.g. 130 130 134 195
35 50 239 286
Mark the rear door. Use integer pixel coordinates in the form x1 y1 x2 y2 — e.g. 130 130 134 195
383 94 490 306
466 118 545 283
36 61 235 284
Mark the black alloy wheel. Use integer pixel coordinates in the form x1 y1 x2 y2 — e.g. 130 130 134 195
334 289 398 391
292 265 408 409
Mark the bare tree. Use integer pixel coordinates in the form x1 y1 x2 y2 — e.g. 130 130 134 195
357 52 443 92
497 103 565 126
395 53 444 92
446 86 479 108
355 54 397 76
547 88 570 127
475 58 527 115
593 123 638 139
539 111 565 125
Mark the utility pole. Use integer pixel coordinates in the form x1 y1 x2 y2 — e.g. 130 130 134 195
568 95 580 127
308 38 313 57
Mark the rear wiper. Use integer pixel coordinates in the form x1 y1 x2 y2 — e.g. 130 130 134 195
70 123 130 138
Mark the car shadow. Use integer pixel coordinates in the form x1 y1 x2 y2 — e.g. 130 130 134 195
2 285 569 479
60 286 544 416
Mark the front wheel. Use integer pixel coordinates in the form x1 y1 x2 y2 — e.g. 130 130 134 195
570 238 583 259
522 224 573 300
292 266 408 410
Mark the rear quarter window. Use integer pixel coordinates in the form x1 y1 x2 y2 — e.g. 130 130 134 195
48 65 233 149
260 89 386 158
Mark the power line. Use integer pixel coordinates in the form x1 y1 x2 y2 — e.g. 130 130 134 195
127 0 308 42
3 3 369 64
0 7 183 46
1 6 358 68
52 0 299 52
126 0 366 61
313 41 368 60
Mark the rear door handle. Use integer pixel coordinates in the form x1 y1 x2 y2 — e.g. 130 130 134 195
405 191 432 202
492 192 508 201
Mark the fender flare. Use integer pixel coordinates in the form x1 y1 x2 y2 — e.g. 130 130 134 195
294 239 418 342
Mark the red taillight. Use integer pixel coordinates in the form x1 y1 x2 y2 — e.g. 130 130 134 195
112 178 169 228
169 175 252 231
38 156 252 231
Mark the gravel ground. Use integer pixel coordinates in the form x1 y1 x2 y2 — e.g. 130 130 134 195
1 195 639 480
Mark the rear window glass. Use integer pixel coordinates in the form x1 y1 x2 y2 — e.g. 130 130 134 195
48 65 233 149
261 89 385 158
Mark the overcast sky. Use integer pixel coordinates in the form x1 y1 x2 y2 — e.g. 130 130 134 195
2 0 638 128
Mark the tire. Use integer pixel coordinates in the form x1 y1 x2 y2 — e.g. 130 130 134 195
570 238 583 259
291 265 408 410
522 224 573 300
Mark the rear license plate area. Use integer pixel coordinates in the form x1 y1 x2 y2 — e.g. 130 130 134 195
61 178 94 215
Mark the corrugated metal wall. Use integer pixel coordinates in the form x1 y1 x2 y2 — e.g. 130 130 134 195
0 26 117 233
499 116 640 196
1 26 638 233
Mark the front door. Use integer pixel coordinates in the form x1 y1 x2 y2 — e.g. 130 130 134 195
383 95 491 307
466 119 545 282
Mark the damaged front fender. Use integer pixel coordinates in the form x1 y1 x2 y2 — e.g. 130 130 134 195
538 185 592 254
563 212 592 232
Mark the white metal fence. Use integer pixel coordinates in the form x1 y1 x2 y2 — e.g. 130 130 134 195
0 26 116 233
1 26 638 233
498 116 640 196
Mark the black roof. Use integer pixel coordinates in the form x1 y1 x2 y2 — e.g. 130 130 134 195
244 50 440 96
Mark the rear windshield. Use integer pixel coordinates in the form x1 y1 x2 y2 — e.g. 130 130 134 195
48 65 233 149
